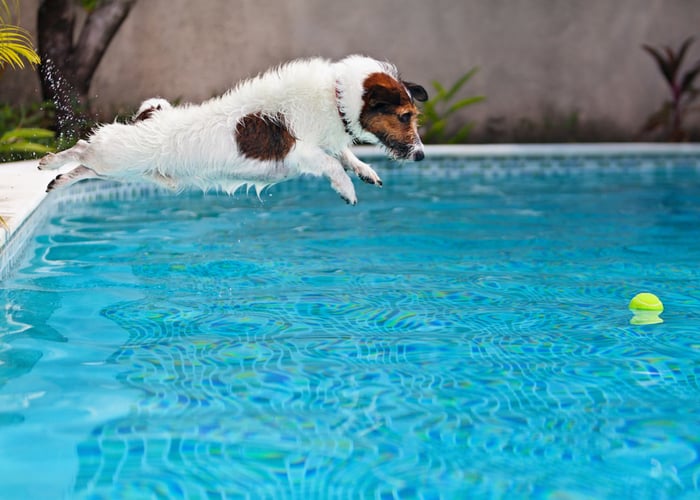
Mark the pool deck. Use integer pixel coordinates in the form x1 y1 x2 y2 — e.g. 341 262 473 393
2 143 700 259
0 159 64 248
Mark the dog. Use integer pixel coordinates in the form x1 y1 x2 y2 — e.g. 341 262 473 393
39 55 428 205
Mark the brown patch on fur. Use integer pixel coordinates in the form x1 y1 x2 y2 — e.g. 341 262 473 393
235 113 296 161
359 73 423 159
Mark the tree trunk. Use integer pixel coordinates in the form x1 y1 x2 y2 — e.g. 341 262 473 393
37 0 137 141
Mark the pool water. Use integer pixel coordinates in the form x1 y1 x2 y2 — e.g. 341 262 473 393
1 159 699 498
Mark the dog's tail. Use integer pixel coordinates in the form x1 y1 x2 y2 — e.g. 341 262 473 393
133 98 172 122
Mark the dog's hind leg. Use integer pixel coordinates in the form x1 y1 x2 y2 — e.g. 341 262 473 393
38 140 90 171
339 148 382 187
46 165 100 192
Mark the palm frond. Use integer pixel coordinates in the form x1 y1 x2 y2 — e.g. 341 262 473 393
0 0 40 69
0 0 22 27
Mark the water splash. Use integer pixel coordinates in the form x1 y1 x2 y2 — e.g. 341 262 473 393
41 58 88 145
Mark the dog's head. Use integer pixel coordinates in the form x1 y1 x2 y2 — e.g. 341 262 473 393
336 56 428 161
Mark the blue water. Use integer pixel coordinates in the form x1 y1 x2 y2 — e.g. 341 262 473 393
1 159 699 498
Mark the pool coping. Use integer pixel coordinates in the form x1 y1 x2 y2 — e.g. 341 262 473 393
2 142 700 277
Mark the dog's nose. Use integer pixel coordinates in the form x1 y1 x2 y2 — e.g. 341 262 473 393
413 149 425 161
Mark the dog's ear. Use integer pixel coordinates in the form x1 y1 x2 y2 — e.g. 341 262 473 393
403 82 429 102
366 83 402 110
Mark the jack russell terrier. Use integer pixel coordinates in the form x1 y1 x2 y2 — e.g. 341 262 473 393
39 55 428 205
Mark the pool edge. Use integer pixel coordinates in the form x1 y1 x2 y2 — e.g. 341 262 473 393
355 142 700 158
0 160 57 279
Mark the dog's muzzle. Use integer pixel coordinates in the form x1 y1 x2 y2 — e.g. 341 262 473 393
410 142 425 161
384 139 425 162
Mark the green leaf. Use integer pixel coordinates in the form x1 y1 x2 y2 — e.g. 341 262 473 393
431 80 448 100
447 95 486 115
422 119 447 143
0 140 54 154
443 67 479 102
448 122 475 144
643 44 675 86
681 59 700 94
421 100 438 119
80 0 100 12
640 103 672 134
675 37 695 71
0 127 55 157
421 67 484 144
0 127 55 141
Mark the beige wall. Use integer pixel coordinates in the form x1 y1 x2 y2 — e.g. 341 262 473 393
2 0 700 141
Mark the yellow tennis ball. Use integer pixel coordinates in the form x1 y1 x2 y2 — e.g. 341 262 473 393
629 292 663 312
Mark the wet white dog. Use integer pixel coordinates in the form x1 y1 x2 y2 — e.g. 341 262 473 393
39 55 428 205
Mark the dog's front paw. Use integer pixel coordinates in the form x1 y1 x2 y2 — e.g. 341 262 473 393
341 193 358 205
358 169 383 187
354 162 382 187
331 176 357 205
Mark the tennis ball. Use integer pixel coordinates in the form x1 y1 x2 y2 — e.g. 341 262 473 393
629 292 663 312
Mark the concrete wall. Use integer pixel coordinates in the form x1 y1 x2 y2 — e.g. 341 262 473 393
2 0 700 141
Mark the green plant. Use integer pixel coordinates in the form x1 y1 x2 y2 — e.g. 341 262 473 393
0 1 45 231
642 37 700 141
420 68 485 144
80 0 102 11
0 102 57 162
0 0 40 70
0 128 54 157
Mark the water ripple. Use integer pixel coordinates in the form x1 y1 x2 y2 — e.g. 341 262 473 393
3 165 700 498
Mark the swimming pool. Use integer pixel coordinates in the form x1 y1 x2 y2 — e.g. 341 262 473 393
1 152 699 498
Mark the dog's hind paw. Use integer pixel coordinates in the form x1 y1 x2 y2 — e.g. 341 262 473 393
38 152 57 170
45 165 98 192
46 175 62 192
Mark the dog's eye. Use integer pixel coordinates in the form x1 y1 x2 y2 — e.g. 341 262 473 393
398 112 412 124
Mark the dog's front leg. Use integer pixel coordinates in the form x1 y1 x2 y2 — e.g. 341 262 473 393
339 148 382 187
289 146 357 205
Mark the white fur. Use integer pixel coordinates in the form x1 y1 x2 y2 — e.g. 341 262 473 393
134 98 172 118
39 55 424 204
